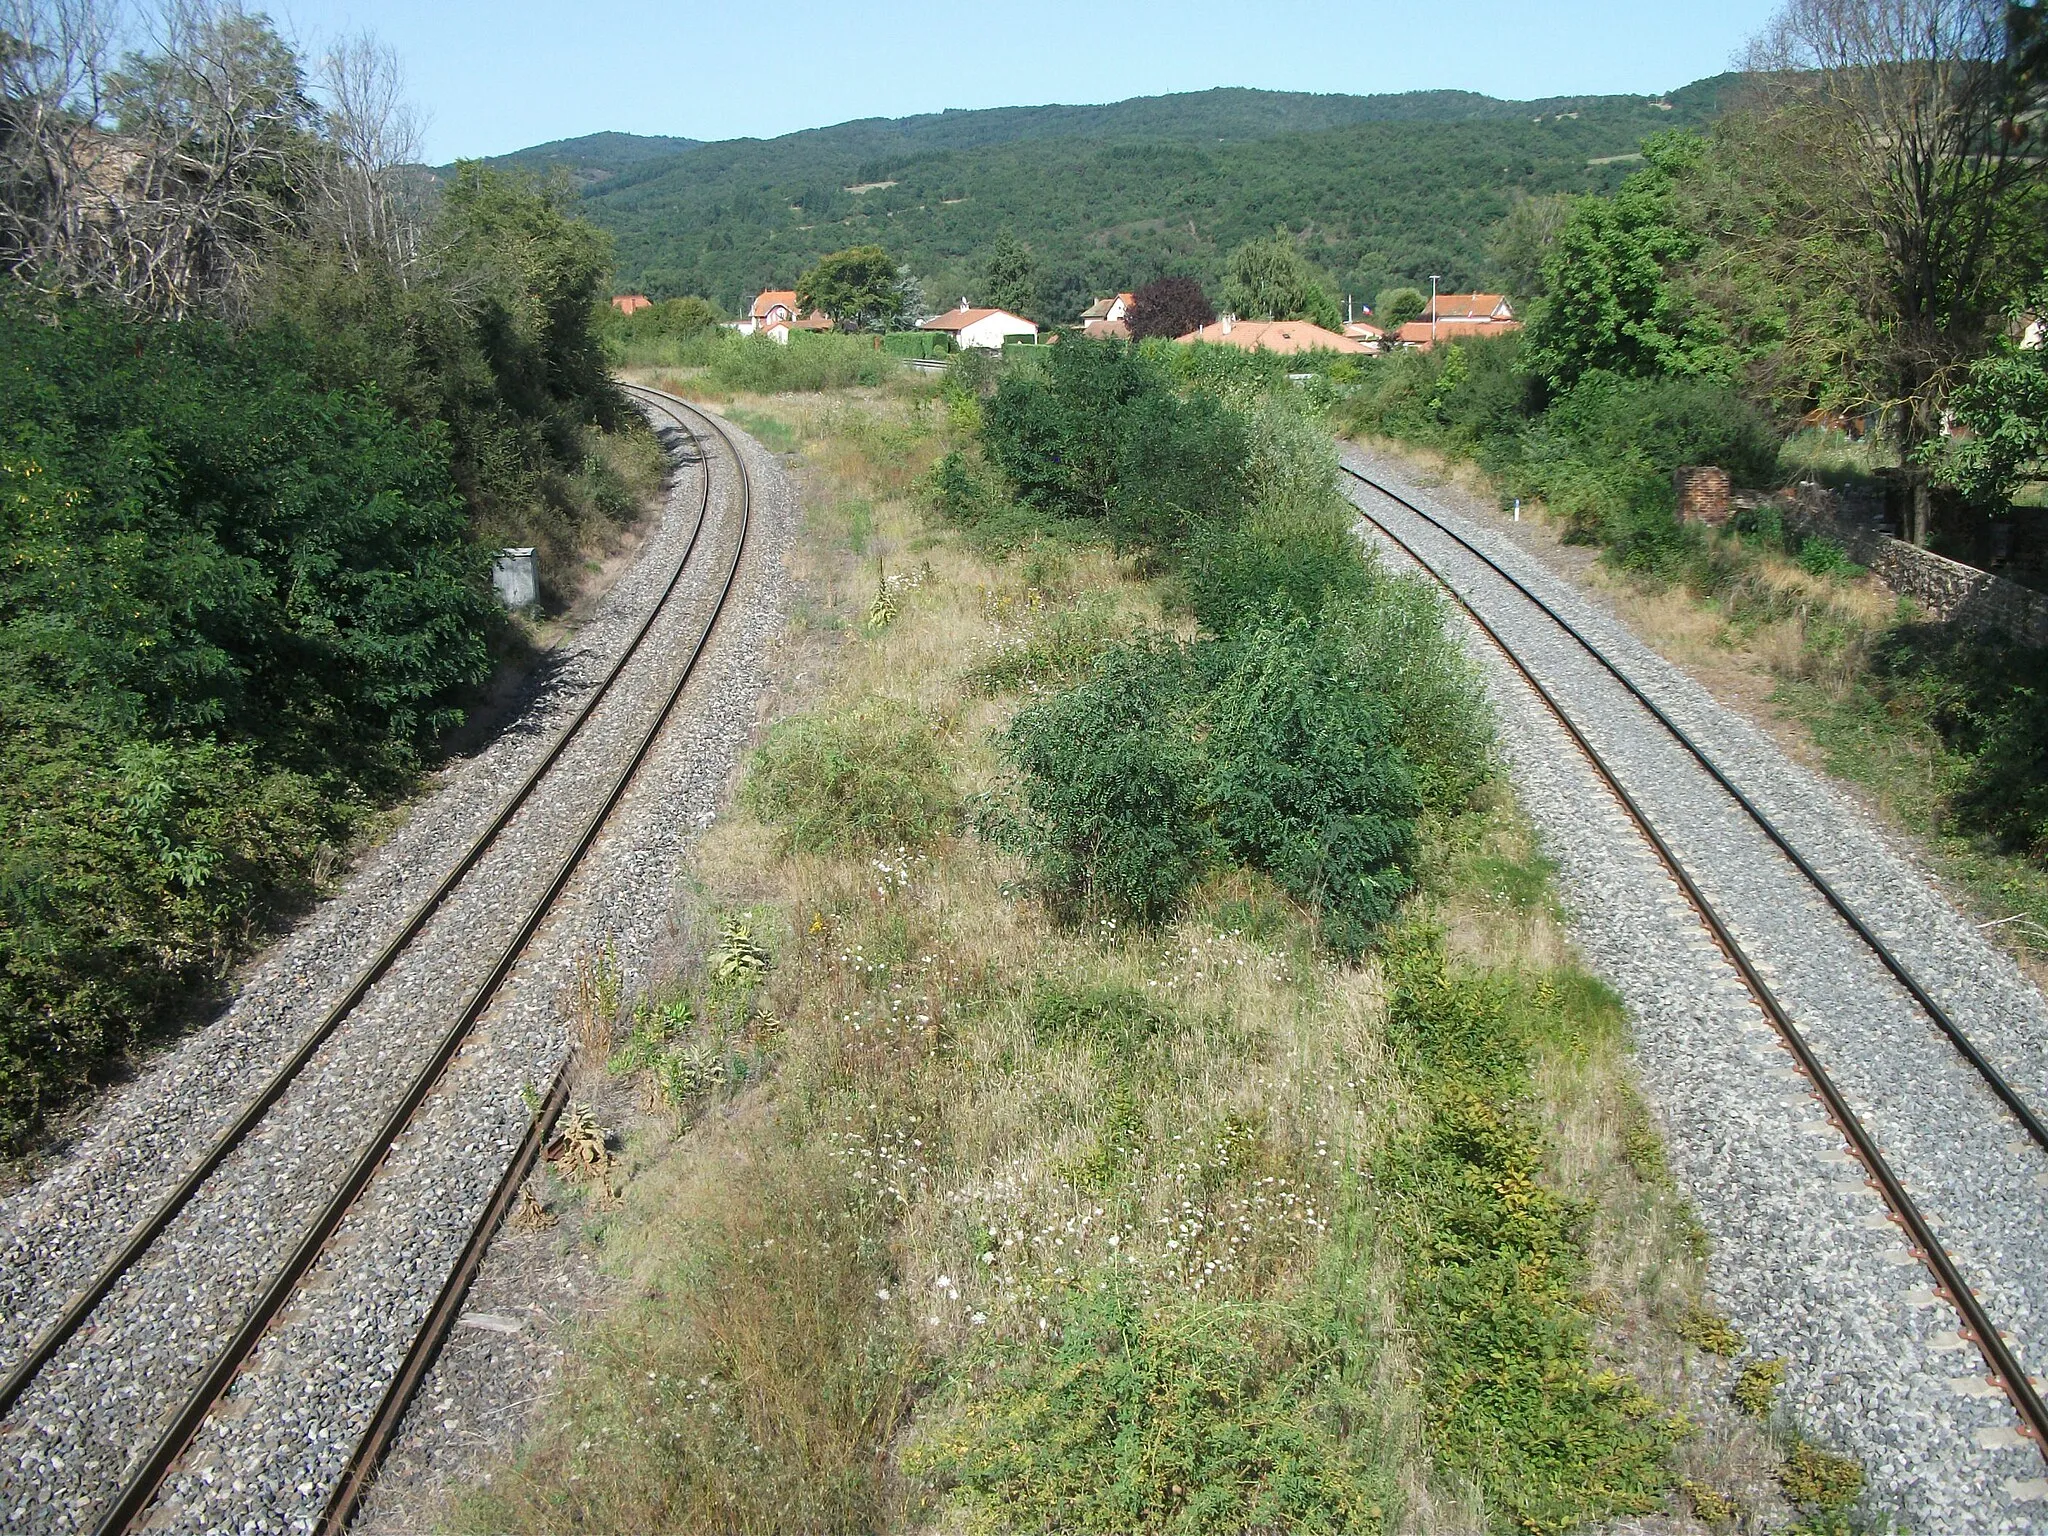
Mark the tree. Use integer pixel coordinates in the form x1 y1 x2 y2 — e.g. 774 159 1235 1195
797 244 910 332
1126 275 1214 340
1219 233 1341 329
1374 287 1427 331
1738 0 2048 541
1487 193 1576 301
1933 288 2048 507
979 229 1038 317
1522 134 1738 393
1 0 322 318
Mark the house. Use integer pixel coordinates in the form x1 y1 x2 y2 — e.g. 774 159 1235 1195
1341 319 1385 352
1424 292 1516 326
611 294 653 316
1177 315 1365 355
735 289 833 339
919 300 1039 351
1080 292 1135 335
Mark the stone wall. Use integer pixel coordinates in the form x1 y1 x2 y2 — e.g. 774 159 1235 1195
1776 484 2048 647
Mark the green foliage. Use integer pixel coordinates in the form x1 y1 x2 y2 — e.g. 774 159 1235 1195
1220 233 1341 329
1027 979 1179 1061
1778 1438 1866 1515
911 1279 1396 1536
968 594 1127 696
1379 932 1679 1531
1485 193 1576 301
742 699 957 853
1871 627 2048 860
1374 286 1426 330
798 244 912 332
1523 135 1736 394
1202 619 1420 957
1732 1357 1785 1416
0 291 500 1145
980 339 1250 549
979 230 1040 318
1182 499 1373 635
1676 1305 1744 1357
996 640 1215 924
1933 308 2048 509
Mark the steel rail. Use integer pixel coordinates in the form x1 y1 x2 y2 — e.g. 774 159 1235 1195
0 408 716 1429
1340 462 2048 1158
1343 467 2048 1460
73 395 750 1535
312 387 750 1536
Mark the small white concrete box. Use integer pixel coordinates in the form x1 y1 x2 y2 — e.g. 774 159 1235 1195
492 547 539 608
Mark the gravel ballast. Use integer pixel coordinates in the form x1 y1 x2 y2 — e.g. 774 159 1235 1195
1342 445 2048 1533
0 402 794 1535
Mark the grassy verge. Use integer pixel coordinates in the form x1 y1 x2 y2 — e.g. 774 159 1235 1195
452 368 1873 1533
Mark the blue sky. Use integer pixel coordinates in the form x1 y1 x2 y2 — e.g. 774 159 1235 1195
276 0 1783 163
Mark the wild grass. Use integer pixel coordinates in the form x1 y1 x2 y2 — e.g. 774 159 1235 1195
455 384 1840 1534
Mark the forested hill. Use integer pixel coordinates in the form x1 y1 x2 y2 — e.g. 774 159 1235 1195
517 74 1739 315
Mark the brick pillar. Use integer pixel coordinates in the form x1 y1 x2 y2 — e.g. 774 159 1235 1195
1675 466 1732 526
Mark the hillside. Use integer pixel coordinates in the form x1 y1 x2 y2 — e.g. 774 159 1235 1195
481 131 704 187
530 75 1739 315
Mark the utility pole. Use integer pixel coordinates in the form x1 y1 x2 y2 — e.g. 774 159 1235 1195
1429 274 1441 348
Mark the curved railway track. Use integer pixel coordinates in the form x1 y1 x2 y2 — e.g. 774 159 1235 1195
0 388 753 1534
1340 461 2048 1466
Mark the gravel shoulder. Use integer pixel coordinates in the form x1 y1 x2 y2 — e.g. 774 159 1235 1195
1342 442 2048 1534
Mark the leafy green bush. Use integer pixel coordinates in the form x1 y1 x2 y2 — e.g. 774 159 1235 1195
1203 619 1420 957
0 292 498 1145
1323 578 1494 817
742 699 956 853
981 339 1249 550
996 640 1214 923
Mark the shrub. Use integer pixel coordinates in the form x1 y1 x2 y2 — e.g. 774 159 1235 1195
1778 1438 1865 1514
1731 1356 1785 1416
1323 575 1494 816
997 640 1214 923
1203 618 1420 957
980 339 1249 551
742 699 955 853
1181 499 1374 634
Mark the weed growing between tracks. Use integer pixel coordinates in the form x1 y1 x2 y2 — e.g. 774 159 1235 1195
453 375 1823 1534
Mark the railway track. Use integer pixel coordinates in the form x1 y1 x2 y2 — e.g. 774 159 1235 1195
1340 460 2048 1471
0 388 753 1534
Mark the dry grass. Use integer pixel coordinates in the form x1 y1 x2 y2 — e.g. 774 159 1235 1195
454 383 1759 1535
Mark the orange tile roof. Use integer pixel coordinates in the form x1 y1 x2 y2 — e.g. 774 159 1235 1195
1177 319 1364 355
1426 292 1513 321
919 307 1035 332
750 289 799 319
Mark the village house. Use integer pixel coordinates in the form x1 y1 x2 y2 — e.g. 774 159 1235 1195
1177 315 1365 355
1341 318 1385 352
610 294 652 316
919 300 1039 351
734 289 833 341
1079 292 1135 336
1386 294 1523 351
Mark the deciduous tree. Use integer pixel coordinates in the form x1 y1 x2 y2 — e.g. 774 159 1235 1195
1737 0 2048 541
1125 275 1213 339
797 244 911 332
1220 233 1340 329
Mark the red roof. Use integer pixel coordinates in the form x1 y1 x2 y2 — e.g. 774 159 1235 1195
611 294 652 315
1425 292 1513 322
919 306 1035 332
750 289 799 319
1178 318 1364 355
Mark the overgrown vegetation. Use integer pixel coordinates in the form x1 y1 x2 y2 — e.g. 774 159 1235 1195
456 351 1852 1533
0 2 652 1146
